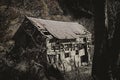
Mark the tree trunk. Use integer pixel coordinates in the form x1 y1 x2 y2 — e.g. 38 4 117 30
110 3 120 79
92 0 120 80
92 0 111 80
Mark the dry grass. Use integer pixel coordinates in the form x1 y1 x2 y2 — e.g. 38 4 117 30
64 65 92 80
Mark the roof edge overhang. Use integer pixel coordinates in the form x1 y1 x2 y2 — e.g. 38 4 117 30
25 16 91 40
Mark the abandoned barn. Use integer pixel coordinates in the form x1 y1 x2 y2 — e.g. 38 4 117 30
12 16 92 71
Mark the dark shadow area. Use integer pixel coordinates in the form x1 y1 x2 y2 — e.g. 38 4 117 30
58 0 93 19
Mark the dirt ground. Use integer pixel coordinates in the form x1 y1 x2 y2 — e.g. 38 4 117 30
64 65 92 80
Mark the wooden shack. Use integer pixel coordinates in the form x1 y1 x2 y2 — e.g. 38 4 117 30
13 16 91 71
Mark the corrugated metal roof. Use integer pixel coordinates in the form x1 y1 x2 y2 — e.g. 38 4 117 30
27 17 90 39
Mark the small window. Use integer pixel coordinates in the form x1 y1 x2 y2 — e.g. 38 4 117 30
65 52 70 58
44 32 50 35
64 44 69 51
76 50 79 55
